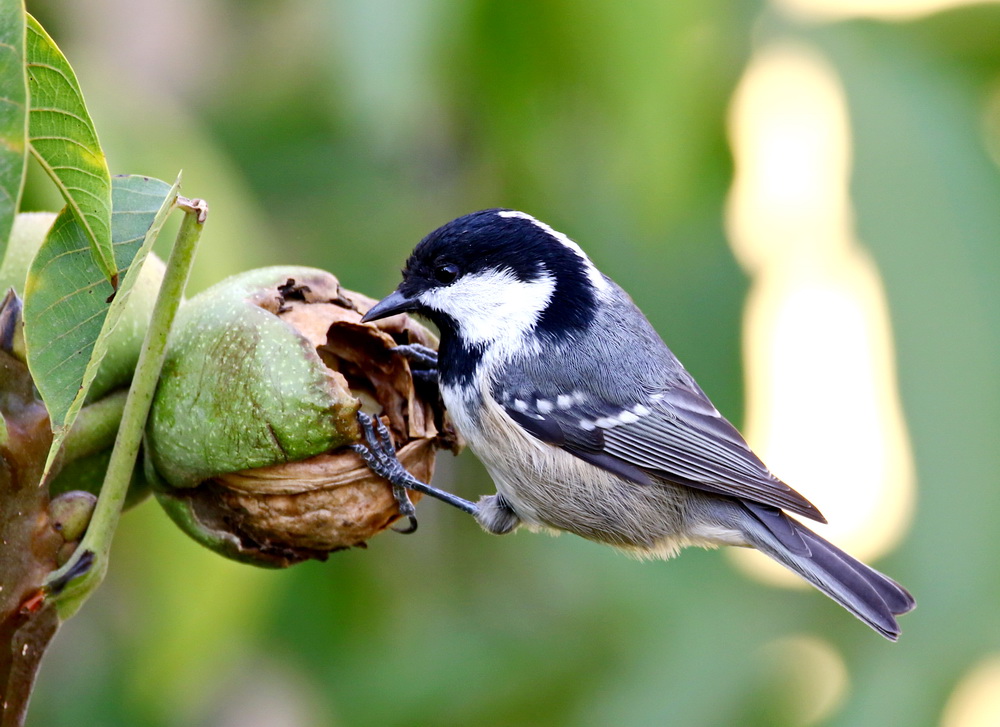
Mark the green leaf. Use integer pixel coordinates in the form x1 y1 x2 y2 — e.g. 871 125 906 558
0 0 28 253
23 174 179 480
24 13 116 290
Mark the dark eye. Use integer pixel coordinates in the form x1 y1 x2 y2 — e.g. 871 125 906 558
434 262 459 284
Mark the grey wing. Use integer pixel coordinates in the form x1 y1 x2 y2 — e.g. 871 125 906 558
500 382 826 524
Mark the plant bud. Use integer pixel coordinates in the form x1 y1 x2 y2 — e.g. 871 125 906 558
47 490 99 565
47 490 98 543
146 267 454 567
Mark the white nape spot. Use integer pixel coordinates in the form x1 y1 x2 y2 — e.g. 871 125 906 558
556 394 574 409
513 399 529 413
632 404 651 416
617 410 640 424
536 399 553 414
497 210 608 291
420 267 556 352
579 419 596 431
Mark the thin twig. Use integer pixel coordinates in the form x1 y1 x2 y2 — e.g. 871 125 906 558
44 198 207 618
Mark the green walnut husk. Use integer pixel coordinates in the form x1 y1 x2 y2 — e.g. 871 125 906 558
0 212 59 295
146 266 454 567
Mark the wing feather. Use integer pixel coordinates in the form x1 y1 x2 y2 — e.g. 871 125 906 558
500 384 825 523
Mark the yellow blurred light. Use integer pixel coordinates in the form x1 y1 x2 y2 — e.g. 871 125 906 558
726 48 851 271
725 45 915 586
942 656 1000 727
983 83 1000 172
759 635 849 725
774 0 1000 22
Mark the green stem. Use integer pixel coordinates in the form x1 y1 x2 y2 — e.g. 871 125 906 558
45 197 207 618
61 389 128 464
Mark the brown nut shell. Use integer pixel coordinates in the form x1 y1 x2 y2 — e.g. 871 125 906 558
210 438 434 552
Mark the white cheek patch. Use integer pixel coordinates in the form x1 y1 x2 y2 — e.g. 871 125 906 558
497 210 608 292
420 267 556 348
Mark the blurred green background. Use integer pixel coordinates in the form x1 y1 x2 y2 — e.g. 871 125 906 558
21 1 1000 725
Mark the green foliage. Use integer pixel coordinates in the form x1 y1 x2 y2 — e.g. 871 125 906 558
22 174 177 480
0 0 27 248
24 13 115 288
1 6 198 724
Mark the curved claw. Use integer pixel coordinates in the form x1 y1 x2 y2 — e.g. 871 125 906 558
389 474 418 535
392 515 419 534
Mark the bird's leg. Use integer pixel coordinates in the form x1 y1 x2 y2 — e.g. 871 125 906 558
393 344 439 386
350 412 479 526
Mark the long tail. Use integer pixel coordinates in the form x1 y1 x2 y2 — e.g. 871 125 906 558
736 502 916 640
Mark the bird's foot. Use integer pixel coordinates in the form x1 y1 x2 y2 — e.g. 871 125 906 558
393 344 439 386
392 343 438 369
350 412 478 526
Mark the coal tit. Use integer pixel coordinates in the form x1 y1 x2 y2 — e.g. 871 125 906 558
359 209 915 640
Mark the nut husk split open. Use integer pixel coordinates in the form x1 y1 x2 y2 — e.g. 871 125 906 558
146 267 455 567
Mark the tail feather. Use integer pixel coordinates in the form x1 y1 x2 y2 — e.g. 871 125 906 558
738 503 915 640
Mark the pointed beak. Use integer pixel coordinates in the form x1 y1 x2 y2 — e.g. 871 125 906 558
361 289 420 323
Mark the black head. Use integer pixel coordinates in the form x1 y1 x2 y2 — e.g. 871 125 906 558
363 209 604 349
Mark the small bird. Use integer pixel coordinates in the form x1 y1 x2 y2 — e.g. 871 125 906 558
358 209 915 639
